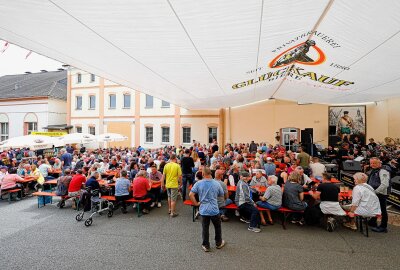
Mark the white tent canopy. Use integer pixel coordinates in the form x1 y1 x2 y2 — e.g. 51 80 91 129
1 0 399 108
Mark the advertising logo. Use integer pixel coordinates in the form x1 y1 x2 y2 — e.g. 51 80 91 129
232 34 354 90
269 40 325 68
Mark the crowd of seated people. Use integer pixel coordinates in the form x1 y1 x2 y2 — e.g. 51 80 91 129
0 137 396 232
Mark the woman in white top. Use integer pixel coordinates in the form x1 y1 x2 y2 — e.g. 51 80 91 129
191 151 201 170
343 172 381 230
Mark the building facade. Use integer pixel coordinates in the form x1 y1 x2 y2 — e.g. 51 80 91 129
0 70 68 140
67 68 400 149
67 68 222 148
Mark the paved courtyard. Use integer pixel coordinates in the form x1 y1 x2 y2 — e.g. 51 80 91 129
0 197 399 270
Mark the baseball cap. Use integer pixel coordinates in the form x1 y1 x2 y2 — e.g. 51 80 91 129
267 157 273 161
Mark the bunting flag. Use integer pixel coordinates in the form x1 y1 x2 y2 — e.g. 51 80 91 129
25 50 32 59
0 41 9 54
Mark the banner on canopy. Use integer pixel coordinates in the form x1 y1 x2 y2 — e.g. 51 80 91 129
31 132 67 137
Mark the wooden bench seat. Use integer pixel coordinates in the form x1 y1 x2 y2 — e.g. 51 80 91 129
257 206 304 229
184 199 305 229
101 195 151 217
0 188 22 203
32 191 57 197
100 195 116 201
126 197 151 203
32 191 57 208
32 192 80 209
184 200 238 222
343 211 381 237
224 203 238 210
275 207 304 230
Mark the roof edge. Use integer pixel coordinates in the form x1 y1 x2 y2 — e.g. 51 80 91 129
0 96 49 102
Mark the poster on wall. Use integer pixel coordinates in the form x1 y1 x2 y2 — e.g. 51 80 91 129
328 106 366 147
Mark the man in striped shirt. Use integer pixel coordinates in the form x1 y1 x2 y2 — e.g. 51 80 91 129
235 171 261 233
257 175 282 225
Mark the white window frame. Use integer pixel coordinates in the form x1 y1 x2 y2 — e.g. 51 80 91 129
123 94 131 108
0 122 9 141
26 122 38 135
76 96 82 110
161 100 170 108
88 126 96 135
109 94 116 109
145 127 153 143
89 95 96 110
182 127 191 144
208 127 218 143
145 94 153 108
161 127 170 143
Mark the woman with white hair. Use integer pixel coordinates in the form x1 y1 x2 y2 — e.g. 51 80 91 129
256 175 282 225
342 172 381 230
53 158 62 170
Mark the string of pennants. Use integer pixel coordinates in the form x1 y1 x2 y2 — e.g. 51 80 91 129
0 41 32 59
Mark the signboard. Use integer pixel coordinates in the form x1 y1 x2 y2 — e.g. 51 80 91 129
31 132 67 137
388 189 400 208
339 170 355 186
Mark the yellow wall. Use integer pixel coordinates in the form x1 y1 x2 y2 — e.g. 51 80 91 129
366 101 388 143
229 100 327 145
106 122 132 148
388 98 400 139
228 99 394 147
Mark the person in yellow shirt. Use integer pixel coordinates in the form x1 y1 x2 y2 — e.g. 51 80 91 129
30 164 45 191
162 154 182 217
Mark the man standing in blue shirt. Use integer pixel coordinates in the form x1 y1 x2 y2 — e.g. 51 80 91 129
189 167 225 252
60 148 73 172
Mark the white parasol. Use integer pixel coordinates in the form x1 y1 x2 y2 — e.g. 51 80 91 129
97 133 128 142
0 135 58 151
59 133 97 144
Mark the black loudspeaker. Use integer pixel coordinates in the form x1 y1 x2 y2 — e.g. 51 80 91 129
301 128 313 155
328 136 342 147
302 128 313 143
329 126 336 136
342 161 362 172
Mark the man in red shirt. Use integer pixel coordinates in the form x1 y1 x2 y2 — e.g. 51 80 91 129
132 170 153 214
68 169 86 208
